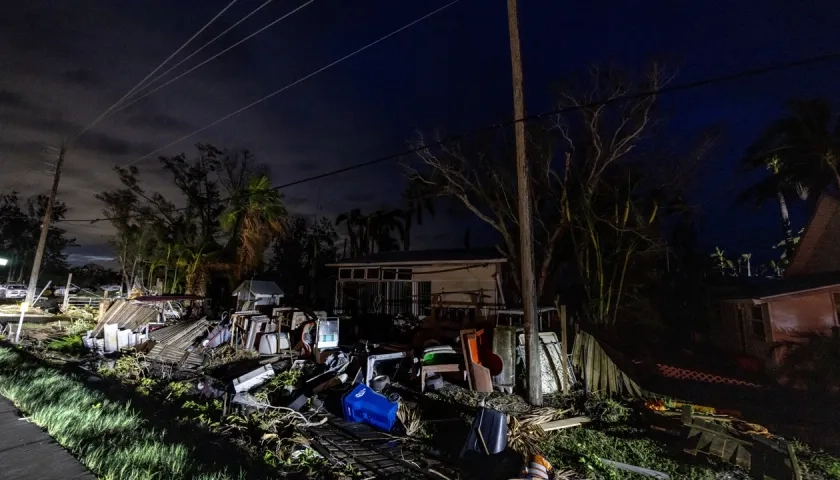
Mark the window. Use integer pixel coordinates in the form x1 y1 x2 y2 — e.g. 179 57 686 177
383 281 413 315
750 305 765 340
417 281 432 316
352 268 365 280
382 269 396 280
366 268 380 280
338 269 351 280
397 268 412 280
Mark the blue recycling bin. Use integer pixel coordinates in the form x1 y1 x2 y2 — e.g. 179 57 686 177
342 383 398 432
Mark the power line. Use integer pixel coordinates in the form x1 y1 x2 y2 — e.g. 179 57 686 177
121 0 277 108
58 50 840 225
112 0 313 116
68 0 241 144
118 0 461 170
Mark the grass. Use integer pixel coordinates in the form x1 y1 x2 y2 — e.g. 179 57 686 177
44 335 86 355
536 395 746 480
792 440 840 479
0 346 247 480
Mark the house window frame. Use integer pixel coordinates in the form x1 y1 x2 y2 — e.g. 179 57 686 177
831 292 840 326
749 304 767 341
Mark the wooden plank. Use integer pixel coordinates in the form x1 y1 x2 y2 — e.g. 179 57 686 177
540 416 591 432
558 303 569 394
584 335 595 392
787 441 803 480
607 353 617 395
470 362 492 393
598 459 670 479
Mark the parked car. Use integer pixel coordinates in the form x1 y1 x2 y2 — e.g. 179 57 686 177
3 284 27 299
53 285 80 297
100 284 122 293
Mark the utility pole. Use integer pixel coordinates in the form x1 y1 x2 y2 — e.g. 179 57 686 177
506 0 542 405
24 144 66 307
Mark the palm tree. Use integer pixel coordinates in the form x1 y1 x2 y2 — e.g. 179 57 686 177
221 174 287 279
746 99 840 196
336 208 363 256
400 180 436 251
738 156 809 260
367 209 403 253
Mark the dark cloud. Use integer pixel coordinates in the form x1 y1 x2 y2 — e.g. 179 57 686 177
62 68 101 87
0 110 78 135
342 192 377 205
0 140 47 156
126 112 192 131
0 90 36 110
291 161 320 173
284 195 308 207
75 132 152 158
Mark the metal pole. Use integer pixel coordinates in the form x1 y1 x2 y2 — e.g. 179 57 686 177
62 273 73 313
25 144 66 306
506 0 541 405
14 302 27 344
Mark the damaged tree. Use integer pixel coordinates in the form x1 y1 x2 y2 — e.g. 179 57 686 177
409 64 712 326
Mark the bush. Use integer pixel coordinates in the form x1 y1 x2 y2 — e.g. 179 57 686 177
44 335 86 355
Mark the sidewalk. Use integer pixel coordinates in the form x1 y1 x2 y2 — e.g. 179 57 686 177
0 396 95 480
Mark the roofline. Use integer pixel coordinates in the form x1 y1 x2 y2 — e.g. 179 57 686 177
786 193 840 275
720 282 840 303
326 258 507 267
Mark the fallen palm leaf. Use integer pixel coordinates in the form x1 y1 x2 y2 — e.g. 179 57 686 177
397 402 422 437
508 407 570 456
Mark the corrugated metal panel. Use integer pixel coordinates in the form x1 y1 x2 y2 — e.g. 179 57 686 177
148 319 209 346
91 300 159 337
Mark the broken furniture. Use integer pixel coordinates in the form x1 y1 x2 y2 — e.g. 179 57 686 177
365 351 410 387
258 332 291 354
420 364 461 393
342 383 398 432
232 364 275 393
460 328 495 393
312 317 340 360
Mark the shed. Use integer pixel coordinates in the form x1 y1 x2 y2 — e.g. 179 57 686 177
232 280 284 308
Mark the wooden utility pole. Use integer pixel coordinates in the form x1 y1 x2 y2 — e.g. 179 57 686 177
506 0 541 405
24 144 66 307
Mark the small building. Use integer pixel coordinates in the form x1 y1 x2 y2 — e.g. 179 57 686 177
232 280 284 310
711 193 840 369
713 272 840 368
327 248 507 317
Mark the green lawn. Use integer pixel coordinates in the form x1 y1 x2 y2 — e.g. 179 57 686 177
0 346 245 480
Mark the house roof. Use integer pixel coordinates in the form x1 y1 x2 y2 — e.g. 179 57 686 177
327 248 507 267
786 192 840 276
716 271 840 301
232 280 284 297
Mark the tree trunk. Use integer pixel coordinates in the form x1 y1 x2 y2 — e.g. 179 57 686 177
777 191 796 261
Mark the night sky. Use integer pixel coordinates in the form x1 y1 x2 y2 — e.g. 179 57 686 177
1 0 839 266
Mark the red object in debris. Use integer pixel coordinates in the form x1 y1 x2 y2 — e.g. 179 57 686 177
482 353 504 376
735 356 761 372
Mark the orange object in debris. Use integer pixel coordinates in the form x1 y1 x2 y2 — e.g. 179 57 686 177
645 400 666 411
519 454 551 479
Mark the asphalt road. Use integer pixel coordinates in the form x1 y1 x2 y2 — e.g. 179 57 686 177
0 396 95 480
